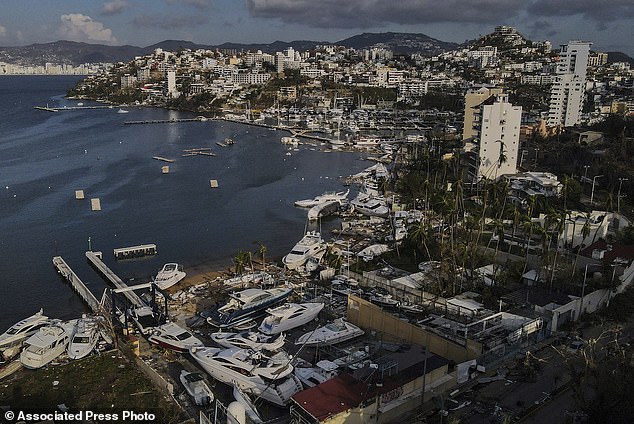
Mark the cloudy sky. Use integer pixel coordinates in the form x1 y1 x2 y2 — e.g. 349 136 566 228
0 0 632 55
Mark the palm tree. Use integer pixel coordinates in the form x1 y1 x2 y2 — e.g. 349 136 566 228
233 250 250 275
409 220 433 261
572 213 592 278
254 241 267 271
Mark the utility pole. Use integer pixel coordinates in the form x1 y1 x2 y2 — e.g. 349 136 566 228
583 165 590 182
578 264 589 320
590 175 603 206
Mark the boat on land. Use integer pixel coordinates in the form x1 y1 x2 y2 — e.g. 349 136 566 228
20 321 76 369
0 309 49 359
295 318 364 346
189 346 303 406
357 244 390 261
148 322 203 353
180 370 215 406
67 315 101 360
294 359 339 388
210 331 285 352
282 231 327 270
350 195 390 218
259 303 324 335
153 263 186 290
207 288 293 329
128 306 163 335
294 189 349 208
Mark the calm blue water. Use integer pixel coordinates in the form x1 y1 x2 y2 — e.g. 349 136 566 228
0 76 367 330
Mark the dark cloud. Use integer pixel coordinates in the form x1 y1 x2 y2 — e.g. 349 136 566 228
166 0 212 9
132 13 209 29
526 20 558 38
528 0 634 21
246 0 526 28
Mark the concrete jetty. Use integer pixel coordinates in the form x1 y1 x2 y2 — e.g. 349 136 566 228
86 251 144 308
53 256 101 313
113 244 157 260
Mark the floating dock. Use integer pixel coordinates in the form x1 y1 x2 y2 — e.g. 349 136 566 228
75 190 85 199
91 198 101 211
86 251 144 308
161 166 170 174
113 243 157 260
53 256 101 313
210 179 219 188
152 156 174 163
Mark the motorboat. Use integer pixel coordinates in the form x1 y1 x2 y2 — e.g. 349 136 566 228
333 349 370 369
229 387 264 424
282 231 327 270
295 319 364 347
357 244 390 261
20 321 76 369
210 331 285 352
307 200 341 221
180 370 214 406
129 306 163 335
259 303 324 335
117 108 129 114
369 293 400 308
294 360 339 388
399 302 426 315
153 263 186 290
294 189 349 208
223 272 274 290
147 322 203 353
207 288 293 329
67 315 101 360
0 309 49 359
189 346 303 406
351 195 389 218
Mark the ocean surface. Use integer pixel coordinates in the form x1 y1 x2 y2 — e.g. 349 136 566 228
0 76 368 331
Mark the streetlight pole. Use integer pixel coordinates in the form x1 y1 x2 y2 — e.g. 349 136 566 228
583 165 590 182
590 175 603 206
618 178 629 213
578 264 589 320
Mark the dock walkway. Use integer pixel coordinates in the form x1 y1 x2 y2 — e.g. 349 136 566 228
86 251 144 308
53 256 101 313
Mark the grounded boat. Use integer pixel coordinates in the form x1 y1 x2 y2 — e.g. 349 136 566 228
294 189 349 208
307 200 341 221
229 387 264 424
350 195 390 218
0 309 49 359
295 318 364 347
282 231 327 271
357 244 390 261
210 331 285 352
189 346 303 406
180 370 214 406
207 288 293 329
153 263 186 290
20 321 75 369
147 322 203 353
294 359 339 388
128 306 163 335
67 316 100 360
369 293 400 308
259 303 324 335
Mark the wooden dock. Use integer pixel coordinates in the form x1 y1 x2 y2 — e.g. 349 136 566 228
113 243 157 260
86 251 144 308
153 156 174 163
53 256 101 313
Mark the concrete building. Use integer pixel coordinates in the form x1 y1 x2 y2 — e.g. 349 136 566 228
462 86 504 140
547 41 591 127
166 70 179 98
465 93 522 181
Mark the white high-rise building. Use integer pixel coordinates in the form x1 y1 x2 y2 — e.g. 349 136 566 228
166 70 179 98
466 93 522 181
547 41 591 127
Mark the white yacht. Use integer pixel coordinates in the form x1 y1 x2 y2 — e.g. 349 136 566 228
20 321 75 369
259 303 324 335
307 200 341 221
147 322 203 353
351 195 389 218
294 360 339 388
282 231 327 270
180 370 214 406
189 346 303 406
357 244 390 261
295 318 364 347
153 263 186 290
67 316 100 360
294 189 349 208
0 309 49 359
117 109 129 114
129 306 161 335
207 288 293 329
210 331 285 352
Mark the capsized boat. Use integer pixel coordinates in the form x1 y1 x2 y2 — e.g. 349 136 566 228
295 318 364 346
307 200 341 221
0 309 49 358
180 370 214 406
20 320 76 369
189 346 303 406
147 322 203 353
153 263 186 290
210 331 285 352
294 189 349 208
67 315 101 360
259 303 324 335
207 288 293 329
282 231 327 270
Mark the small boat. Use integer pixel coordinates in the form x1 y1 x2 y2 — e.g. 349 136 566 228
294 359 339 388
117 109 129 114
207 288 293 329
282 231 327 271
210 331 285 352
67 315 101 360
180 370 214 406
0 309 49 359
369 293 400 308
350 195 389 218
259 303 324 335
147 322 203 353
294 189 349 208
307 200 341 221
20 321 75 369
229 387 264 424
399 302 425 315
129 306 162 335
153 263 186 290
295 318 364 347
357 244 390 261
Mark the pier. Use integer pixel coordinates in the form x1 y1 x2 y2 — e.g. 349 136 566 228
86 251 144 308
34 105 122 112
53 256 101 313
152 156 174 163
113 243 157 260
124 117 207 125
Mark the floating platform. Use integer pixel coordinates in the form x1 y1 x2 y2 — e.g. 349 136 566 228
75 190 85 199
113 243 157 260
91 198 101 211
153 156 174 163
210 179 219 188
161 166 170 174
53 256 101 313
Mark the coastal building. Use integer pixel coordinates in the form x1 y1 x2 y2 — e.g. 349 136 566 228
120 74 137 89
506 171 562 199
547 41 592 127
462 86 504 140
166 70 179 98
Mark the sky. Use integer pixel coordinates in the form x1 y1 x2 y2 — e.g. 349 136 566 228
0 0 632 55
